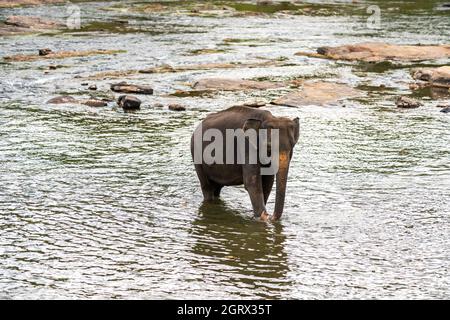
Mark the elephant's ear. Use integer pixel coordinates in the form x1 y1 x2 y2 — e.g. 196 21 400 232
243 118 262 131
293 117 300 143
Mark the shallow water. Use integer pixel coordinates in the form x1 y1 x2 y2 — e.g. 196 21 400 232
0 0 449 299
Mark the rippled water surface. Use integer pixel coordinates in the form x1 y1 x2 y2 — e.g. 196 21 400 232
0 0 449 299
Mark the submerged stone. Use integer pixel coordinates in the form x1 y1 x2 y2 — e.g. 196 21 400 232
192 78 284 91
412 66 450 88
46 96 77 104
0 0 64 8
83 99 107 107
186 48 227 55
4 15 63 29
396 96 423 109
271 81 364 107
83 70 139 80
168 104 186 111
111 82 153 95
0 15 63 36
4 49 124 62
243 100 267 108
296 43 450 62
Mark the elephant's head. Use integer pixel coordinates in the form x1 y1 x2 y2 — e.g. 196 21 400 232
244 116 300 220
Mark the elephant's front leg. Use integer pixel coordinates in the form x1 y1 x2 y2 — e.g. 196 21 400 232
243 165 269 220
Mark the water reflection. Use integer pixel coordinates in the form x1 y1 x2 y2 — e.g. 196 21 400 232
189 200 291 298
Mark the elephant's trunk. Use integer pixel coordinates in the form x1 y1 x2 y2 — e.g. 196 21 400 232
273 151 290 220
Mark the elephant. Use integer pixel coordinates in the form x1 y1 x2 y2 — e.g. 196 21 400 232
190 106 299 221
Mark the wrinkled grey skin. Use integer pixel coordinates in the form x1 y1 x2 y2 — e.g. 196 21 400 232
190 106 299 221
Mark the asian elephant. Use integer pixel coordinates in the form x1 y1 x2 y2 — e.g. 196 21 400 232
190 106 299 221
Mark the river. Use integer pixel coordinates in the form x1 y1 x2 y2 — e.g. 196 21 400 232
0 0 449 299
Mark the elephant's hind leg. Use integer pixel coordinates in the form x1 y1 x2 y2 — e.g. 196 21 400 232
194 164 219 201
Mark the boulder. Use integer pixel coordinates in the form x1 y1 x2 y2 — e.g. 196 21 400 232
46 96 77 104
88 84 97 91
396 96 422 109
243 100 267 108
4 15 63 29
296 43 450 62
271 81 364 107
4 49 124 62
48 65 62 70
0 15 63 36
168 104 186 111
47 96 109 107
84 70 139 80
412 66 450 88
118 95 141 110
0 1 64 8
83 99 107 107
111 82 153 95
192 78 284 91
39 48 52 56
440 106 450 113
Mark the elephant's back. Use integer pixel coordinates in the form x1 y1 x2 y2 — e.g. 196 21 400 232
202 106 271 130
190 106 272 157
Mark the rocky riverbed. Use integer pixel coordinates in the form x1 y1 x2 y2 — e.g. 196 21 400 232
0 0 449 299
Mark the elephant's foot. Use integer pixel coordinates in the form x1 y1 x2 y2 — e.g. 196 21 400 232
258 211 270 222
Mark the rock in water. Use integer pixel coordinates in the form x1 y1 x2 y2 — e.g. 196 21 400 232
440 106 450 113
0 1 65 8
88 84 97 91
39 48 52 56
4 15 62 29
243 100 267 108
46 96 77 104
297 43 450 62
118 95 141 110
396 96 423 109
0 15 63 36
110 82 153 95
5 49 124 62
83 99 107 107
271 81 364 107
412 66 450 89
168 104 186 111
192 78 284 91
